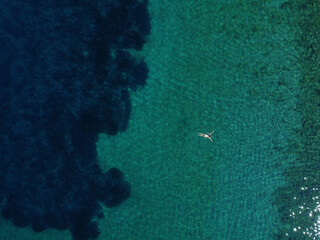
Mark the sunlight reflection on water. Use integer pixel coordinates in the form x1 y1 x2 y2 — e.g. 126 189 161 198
285 177 320 239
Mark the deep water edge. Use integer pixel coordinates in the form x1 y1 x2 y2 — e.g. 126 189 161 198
0 1 150 240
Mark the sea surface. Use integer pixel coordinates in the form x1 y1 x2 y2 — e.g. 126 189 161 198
1 0 320 240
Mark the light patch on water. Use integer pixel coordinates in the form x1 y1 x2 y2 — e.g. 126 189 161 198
285 177 320 239
302 203 320 239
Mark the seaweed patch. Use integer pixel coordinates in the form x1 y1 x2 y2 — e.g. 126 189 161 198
0 0 150 239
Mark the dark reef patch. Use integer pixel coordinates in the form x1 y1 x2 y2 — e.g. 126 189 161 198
274 1 320 239
0 0 150 239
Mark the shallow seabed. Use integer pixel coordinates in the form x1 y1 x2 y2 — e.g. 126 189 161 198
98 0 301 239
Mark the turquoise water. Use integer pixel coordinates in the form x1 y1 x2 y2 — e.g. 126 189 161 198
2 0 320 239
98 0 301 239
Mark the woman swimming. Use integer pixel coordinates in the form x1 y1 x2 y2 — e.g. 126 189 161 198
198 131 214 142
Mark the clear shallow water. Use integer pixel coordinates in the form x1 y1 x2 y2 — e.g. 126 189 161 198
2 0 320 240
99 0 300 239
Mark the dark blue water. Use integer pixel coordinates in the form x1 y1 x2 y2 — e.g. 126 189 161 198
0 1 150 239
